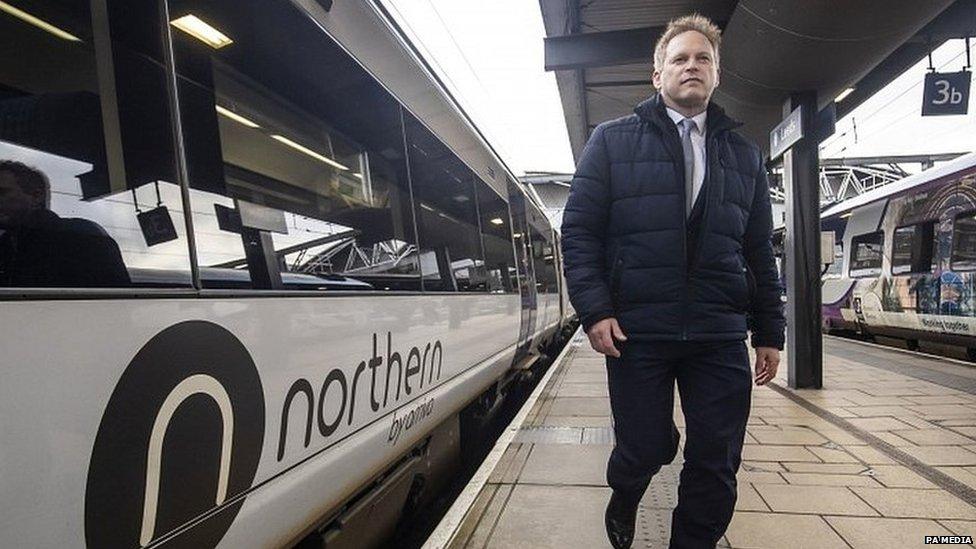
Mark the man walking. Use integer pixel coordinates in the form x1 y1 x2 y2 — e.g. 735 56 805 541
560 14 785 549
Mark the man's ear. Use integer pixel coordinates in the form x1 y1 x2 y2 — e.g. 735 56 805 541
651 69 661 90
29 188 47 210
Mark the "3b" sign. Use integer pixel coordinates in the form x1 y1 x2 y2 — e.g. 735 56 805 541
922 71 971 116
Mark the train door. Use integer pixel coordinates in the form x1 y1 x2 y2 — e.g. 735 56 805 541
527 212 552 341
507 179 537 363
552 230 568 327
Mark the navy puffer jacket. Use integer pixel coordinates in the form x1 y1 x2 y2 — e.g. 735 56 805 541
561 94 785 349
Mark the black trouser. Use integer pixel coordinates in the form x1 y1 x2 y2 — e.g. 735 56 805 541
606 340 752 549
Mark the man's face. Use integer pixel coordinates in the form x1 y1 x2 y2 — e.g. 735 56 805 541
0 171 39 229
652 30 719 111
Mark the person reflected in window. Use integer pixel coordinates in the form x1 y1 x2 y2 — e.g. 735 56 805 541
0 161 129 287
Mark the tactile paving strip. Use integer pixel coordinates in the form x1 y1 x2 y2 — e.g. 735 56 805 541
635 506 671 548
512 426 583 444
634 464 681 547
515 425 615 445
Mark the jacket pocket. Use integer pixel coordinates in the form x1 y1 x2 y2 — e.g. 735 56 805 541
743 260 757 309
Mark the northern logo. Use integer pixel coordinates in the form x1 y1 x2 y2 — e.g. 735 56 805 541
85 321 265 547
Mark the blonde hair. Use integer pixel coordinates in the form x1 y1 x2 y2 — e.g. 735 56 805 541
653 14 721 73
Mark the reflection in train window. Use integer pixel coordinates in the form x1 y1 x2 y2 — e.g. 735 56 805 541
529 224 557 294
892 221 935 275
170 0 420 290
849 232 883 278
0 1 191 288
404 113 486 292
476 182 517 293
951 211 976 271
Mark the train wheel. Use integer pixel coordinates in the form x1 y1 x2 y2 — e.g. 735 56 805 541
906 339 920 352
967 348 976 362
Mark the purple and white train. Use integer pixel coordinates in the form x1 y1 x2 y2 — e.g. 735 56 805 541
817 152 976 356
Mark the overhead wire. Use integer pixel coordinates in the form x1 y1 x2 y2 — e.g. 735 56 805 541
821 44 969 157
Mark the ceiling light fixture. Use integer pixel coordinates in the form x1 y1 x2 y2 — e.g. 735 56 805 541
490 217 504 225
271 135 350 171
171 14 233 49
0 1 81 42
215 105 259 128
834 87 855 103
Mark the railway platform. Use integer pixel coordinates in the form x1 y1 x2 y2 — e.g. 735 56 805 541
427 331 976 548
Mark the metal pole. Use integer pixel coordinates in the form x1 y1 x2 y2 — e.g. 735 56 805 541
783 92 823 389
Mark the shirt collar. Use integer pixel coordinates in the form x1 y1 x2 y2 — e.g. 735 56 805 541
665 106 707 134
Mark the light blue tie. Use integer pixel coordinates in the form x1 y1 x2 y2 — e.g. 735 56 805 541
679 118 696 217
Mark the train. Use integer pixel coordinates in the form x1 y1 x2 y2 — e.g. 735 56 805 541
0 0 575 547
814 152 976 356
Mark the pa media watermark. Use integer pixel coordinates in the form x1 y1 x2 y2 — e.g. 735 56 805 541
924 535 974 544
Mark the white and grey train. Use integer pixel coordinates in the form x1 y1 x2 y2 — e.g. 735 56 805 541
0 1 576 547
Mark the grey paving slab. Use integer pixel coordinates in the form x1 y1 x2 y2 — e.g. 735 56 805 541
539 415 613 428
547 396 612 417
488 444 533 485
465 484 514 549
562 372 607 383
448 484 500 549
485 485 612 549
555 383 610 398
518 444 612 486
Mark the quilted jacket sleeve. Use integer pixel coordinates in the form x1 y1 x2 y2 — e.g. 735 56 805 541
560 124 614 332
744 155 786 349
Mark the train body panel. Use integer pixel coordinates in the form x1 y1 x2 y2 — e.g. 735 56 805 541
0 294 520 547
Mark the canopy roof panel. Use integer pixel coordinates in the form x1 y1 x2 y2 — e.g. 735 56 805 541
541 0 974 159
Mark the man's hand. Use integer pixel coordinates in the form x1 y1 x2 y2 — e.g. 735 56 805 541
586 317 627 358
754 347 780 385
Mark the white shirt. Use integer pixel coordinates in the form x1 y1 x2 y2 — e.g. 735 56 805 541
665 107 707 210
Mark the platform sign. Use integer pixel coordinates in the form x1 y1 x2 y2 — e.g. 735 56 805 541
770 107 804 161
922 71 971 116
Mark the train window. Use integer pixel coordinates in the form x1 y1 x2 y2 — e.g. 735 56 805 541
403 113 486 292
476 182 517 293
849 232 883 278
529 224 557 294
951 211 976 271
892 222 935 275
0 1 192 289
824 241 844 279
543 241 558 294
170 0 421 291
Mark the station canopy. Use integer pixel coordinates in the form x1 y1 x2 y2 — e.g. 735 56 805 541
540 0 976 159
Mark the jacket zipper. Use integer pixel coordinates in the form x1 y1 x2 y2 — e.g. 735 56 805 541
680 142 689 341
683 133 719 340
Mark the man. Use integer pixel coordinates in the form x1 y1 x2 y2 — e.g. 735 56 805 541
0 160 129 287
560 14 785 549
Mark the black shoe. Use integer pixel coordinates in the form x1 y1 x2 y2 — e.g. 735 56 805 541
605 490 639 549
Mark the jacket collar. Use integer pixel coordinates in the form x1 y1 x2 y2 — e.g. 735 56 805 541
635 93 742 137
